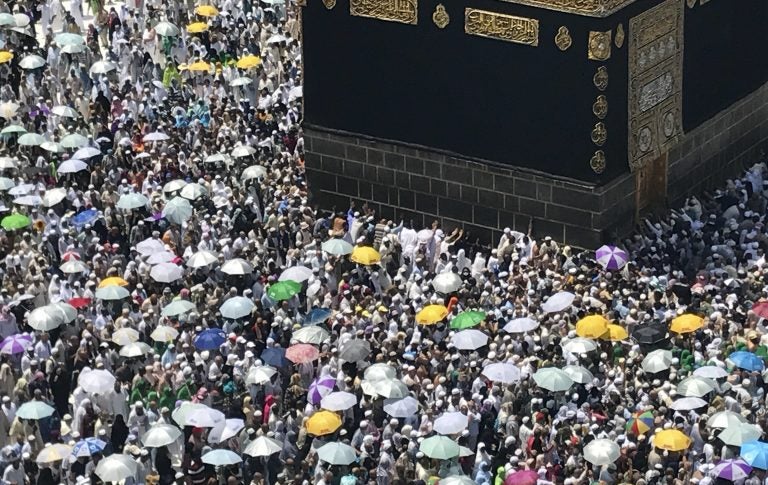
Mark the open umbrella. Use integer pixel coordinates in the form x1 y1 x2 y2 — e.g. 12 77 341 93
317 442 357 465
186 22 208 33
709 411 747 429
670 397 708 411
642 349 673 373
338 339 371 362
653 429 692 451
95 286 131 301
505 470 539 485
279 265 313 282
18 132 45 146
268 280 301 301
19 54 45 69
208 418 245 444
232 145 257 158
162 196 193 224
219 296 255 320
72 146 101 159
119 342 152 358
180 183 208 200
36 444 72 464
451 329 489 350
670 313 704 334
195 328 226 350
51 105 79 117
583 438 620 465
154 21 180 36
677 376 717 397
482 363 521 384
195 5 219 16
78 369 115 394
117 193 149 210
563 365 594 384
246 365 278 385
419 435 460 459
96 454 138 482
575 315 609 339
450 310 486 330
720 424 762 447
542 291 575 313
306 411 342 436
71 438 106 458
626 411 654 435
416 304 449 325
236 54 262 69
321 391 357 411
730 351 765 371
350 246 381 265
27 305 66 331
261 348 289 367
307 375 336 405
286 343 320 364
161 300 196 317
741 441 768 470
533 368 574 392
150 262 184 283
562 337 598 354
0 334 32 355
602 324 629 341
186 407 226 428
141 424 182 448
434 412 469 435
55 32 84 46
61 133 88 148
187 250 219 268
202 449 241 466
230 77 253 87
360 378 408 398
244 436 283 457
112 328 139 346
632 323 670 345
321 238 353 256
150 325 179 343
383 396 419 417
432 272 463 293
365 363 397 381
711 459 753 481
221 258 253 275
1 214 30 230
17 401 55 420
504 317 539 333
595 245 629 270
694 366 729 379
57 159 88 174
90 60 117 75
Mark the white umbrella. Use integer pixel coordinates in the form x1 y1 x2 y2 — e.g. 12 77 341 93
694 366 729 379
163 196 193 224
52 105 79 118
112 328 139 346
78 369 116 394
242 164 266 179
119 342 153 358
279 265 313 282
147 251 176 265
155 21 180 36
383 396 419 417
434 412 468 435
163 179 187 193
14 195 41 206
95 454 137 482
187 250 219 268
72 146 101 159
95 286 130 300
180 183 208 200
292 325 330 345
57 159 88 174
117 193 149 210
364 363 397 382
201 449 242 466
641 349 673 373
432 272 462 293
0 157 18 169
219 296 255 319
360 378 408 398
230 77 253 87
542 291 575 313
60 260 89 274
317 442 357 465
669 397 708 411
0 177 14 191
676 376 717 398
150 326 179 343
208 418 245 444
320 391 357 411
18 132 45 145
19 54 45 69
141 424 182 447
221 258 253 275
232 145 256 158
90 60 117 74
36 443 72 464
481 363 521 384
267 34 287 44
60 133 89 148
338 339 371 362
451 329 488 350
13 13 29 27
563 365 594 384
137 238 167 255
533 368 574 392
246 365 277 385
719 423 762 446
289 86 303 101
150 262 184 283
707 411 747 429
583 438 620 465
171 402 208 426
186 407 226 428
0 102 19 119
244 436 282 457
204 153 231 164
41 188 67 207
144 132 170 142
503 317 539 333
27 306 66 331
9 183 33 195
0 125 26 135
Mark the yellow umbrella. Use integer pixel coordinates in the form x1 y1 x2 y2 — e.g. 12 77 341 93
575 315 609 339
236 55 261 69
99 277 129 288
653 429 692 451
0 51 13 64
602 324 628 342
195 5 219 16
187 61 211 72
350 246 381 265
305 411 342 436
416 305 449 325
670 313 703 334
186 22 209 33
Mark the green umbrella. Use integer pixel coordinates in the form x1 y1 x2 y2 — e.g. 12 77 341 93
533 367 574 392
161 300 197 317
267 280 301 301
0 124 26 135
450 310 486 330
1 213 30 230
321 238 353 256
95 286 131 301
419 435 460 460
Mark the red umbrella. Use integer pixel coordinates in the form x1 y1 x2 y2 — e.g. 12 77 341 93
752 301 768 319
61 250 81 261
505 470 539 485
286 343 320 364
68 297 91 309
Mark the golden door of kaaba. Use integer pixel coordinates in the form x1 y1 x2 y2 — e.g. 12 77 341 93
635 152 668 220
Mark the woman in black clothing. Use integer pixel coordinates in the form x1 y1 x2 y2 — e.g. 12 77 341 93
155 446 174 485
110 415 129 453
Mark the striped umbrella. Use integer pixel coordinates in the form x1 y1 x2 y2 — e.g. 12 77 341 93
626 411 654 435
0 334 32 355
711 459 752 481
595 245 629 270
307 375 336 405
71 438 106 457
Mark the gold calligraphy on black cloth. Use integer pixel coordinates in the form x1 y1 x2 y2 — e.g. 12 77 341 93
464 9 539 46
493 0 635 17
350 0 418 24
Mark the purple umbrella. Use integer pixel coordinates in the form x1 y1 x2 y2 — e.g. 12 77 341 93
0 334 32 355
595 245 628 270
712 459 752 481
307 376 336 405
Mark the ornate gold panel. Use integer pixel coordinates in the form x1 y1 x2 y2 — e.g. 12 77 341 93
555 26 572 51
588 30 611 60
350 0 418 24
615 23 624 48
491 0 635 18
628 0 683 172
464 9 539 46
432 4 449 28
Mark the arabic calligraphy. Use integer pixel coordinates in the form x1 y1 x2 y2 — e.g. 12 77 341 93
492 0 635 18
350 0 418 25
464 9 539 46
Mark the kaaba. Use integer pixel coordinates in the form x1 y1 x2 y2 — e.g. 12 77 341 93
301 0 768 246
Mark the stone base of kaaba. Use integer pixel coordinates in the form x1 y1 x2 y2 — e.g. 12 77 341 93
305 81 768 248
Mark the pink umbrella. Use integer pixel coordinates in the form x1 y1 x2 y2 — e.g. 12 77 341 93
505 470 539 485
286 344 320 364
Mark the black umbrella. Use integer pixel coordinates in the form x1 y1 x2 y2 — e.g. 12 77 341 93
632 323 669 345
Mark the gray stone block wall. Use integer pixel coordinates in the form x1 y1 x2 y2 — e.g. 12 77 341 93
305 81 768 248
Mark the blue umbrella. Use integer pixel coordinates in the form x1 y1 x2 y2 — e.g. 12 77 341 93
305 308 332 326
71 209 99 227
729 351 765 372
194 328 226 350
72 438 106 457
741 440 768 469
261 348 288 367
